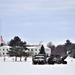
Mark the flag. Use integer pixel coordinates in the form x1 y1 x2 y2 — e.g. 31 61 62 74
0 36 4 43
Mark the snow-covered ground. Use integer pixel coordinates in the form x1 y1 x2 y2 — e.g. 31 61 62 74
0 56 75 75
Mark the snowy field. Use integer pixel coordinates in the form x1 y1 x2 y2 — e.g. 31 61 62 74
0 57 75 75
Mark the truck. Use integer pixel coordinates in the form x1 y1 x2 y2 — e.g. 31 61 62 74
32 54 46 64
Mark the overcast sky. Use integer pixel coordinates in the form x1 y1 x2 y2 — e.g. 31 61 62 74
0 0 75 45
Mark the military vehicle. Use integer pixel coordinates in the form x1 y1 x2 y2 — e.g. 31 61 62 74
32 54 46 64
48 54 68 64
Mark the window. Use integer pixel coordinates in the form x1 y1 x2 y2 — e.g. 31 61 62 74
3 49 5 51
7 49 8 51
31 49 33 51
7 53 8 54
35 49 37 51
46 49 49 51
3 53 5 55
35 53 37 55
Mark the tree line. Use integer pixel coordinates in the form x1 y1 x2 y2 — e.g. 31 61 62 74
1 36 75 60
47 40 75 58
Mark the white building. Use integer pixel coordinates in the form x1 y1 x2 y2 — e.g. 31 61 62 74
27 45 51 56
0 45 51 57
0 45 11 56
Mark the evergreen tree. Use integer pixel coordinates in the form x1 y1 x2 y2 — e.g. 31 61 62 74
39 45 46 55
8 36 29 61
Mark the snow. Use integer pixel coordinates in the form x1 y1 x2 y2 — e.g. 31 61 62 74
0 57 75 75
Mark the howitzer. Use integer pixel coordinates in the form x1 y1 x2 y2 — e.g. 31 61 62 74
48 54 68 64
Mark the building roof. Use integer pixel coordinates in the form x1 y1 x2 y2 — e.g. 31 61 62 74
27 44 50 49
0 45 11 48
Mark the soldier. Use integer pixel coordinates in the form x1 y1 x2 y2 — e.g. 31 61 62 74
12 58 14 62
4 56 6 62
24 56 27 62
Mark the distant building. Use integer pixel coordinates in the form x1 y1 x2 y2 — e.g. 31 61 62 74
0 36 11 56
0 45 11 56
27 44 51 56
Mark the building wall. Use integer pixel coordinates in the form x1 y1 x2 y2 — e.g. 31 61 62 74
0 45 11 56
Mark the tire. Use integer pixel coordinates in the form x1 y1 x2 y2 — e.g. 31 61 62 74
32 61 37 65
48 59 54 64
57 62 61 64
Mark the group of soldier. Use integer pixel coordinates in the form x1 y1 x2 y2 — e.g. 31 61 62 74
3 56 27 62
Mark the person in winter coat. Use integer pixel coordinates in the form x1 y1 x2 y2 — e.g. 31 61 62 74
24 56 27 62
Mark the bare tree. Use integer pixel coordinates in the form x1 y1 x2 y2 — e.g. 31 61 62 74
47 42 53 48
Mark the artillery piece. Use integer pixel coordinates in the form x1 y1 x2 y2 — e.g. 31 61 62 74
48 54 68 64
